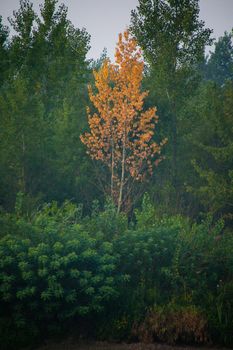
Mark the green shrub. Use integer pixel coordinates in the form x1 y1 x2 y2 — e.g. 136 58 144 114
0 202 118 348
110 209 233 346
113 215 185 308
0 199 232 348
84 198 128 239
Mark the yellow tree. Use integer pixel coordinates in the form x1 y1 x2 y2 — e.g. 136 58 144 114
81 30 166 213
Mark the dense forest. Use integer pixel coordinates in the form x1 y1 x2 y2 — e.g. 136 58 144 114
0 0 232 349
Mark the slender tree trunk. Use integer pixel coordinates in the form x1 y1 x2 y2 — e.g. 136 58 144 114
117 130 126 214
166 88 177 189
111 138 114 200
173 112 177 187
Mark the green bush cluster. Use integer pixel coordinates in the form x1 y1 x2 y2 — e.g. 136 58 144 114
0 201 119 348
0 198 232 348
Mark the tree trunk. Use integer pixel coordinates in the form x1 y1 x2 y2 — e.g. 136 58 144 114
111 138 114 200
166 89 177 191
117 130 126 214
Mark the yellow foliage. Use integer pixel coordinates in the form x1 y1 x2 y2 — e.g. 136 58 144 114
80 29 166 210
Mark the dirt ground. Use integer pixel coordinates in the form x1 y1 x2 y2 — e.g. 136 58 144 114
35 339 229 350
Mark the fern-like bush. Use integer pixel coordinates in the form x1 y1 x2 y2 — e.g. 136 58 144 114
0 202 118 348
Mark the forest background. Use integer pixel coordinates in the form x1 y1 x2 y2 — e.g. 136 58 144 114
0 0 232 349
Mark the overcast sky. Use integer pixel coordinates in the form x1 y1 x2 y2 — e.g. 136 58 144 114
0 0 233 60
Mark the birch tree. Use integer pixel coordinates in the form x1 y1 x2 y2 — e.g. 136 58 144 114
81 30 166 213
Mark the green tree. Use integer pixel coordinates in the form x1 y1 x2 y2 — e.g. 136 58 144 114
204 31 233 85
0 16 9 86
8 0 36 74
184 80 233 221
0 75 45 209
0 0 93 210
130 0 212 214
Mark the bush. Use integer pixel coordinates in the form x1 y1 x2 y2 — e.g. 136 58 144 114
113 215 186 310
0 202 119 348
0 198 232 348
133 304 209 345
109 205 233 346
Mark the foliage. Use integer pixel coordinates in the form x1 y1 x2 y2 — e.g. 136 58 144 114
0 0 232 222
131 0 212 66
81 30 166 213
204 31 233 85
84 198 128 239
107 199 233 346
0 198 232 347
0 0 232 348
133 304 209 345
0 0 94 211
0 202 118 348
183 80 233 221
130 0 213 215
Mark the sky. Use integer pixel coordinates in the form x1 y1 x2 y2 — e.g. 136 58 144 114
0 0 233 60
